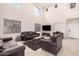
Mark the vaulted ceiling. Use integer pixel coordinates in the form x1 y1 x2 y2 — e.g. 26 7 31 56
34 3 53 8
37 3 53 8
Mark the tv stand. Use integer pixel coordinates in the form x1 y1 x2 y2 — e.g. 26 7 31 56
42 32 50 37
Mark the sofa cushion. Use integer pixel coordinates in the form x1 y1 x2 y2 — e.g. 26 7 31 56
21 31 37 36
50 36 56 42
2 37 12 42
2 40 18 53
21 32 29 36
0 40 4 52
50 34 59 42
3 40 18 49
0 47 4 52
0 40 3 47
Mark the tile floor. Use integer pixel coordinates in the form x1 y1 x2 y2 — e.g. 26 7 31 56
23 38 79 56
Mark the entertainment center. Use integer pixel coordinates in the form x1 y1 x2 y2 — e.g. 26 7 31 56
42 25 52 36
42 25 51 31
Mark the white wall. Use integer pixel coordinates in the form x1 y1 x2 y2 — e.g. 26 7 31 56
0 3 42 40
44 3 79 38
1 3 79 39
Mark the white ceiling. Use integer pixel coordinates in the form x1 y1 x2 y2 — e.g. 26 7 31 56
35 3 53 8
38 3 52 8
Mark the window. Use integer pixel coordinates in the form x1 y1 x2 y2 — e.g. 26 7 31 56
4 19 21 34
35 23 41 32
7 3 21 8
34 7 41 16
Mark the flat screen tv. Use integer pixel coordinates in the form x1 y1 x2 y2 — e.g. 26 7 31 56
42 25 51 31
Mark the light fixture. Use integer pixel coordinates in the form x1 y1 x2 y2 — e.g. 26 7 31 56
70 3 76 9
55 4 58 8
46 8 48 12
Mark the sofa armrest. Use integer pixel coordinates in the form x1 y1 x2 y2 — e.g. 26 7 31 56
2 37 12 42
0 45 25 56
0 52 9 56
41 39 57 47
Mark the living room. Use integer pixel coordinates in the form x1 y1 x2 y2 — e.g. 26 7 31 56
0 3 79 56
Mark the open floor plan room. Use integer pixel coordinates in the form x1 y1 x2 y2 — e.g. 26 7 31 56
0 3 79 56
18 38 79 56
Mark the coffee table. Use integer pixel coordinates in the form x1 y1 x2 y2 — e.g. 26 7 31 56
23 36 44 51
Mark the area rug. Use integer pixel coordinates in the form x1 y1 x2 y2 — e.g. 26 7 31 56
23 42 40 51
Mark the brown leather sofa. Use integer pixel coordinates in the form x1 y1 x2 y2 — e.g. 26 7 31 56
40 32 63 56
21 31 39 41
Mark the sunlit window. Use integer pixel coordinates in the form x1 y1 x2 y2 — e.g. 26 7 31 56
34 7 41 16
7 3 21 8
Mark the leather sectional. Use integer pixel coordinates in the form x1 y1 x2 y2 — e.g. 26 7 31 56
0 37 25 56
40 32 63 56
21 31 63 56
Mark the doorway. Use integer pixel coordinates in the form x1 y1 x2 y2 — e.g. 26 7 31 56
66 18 79 39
